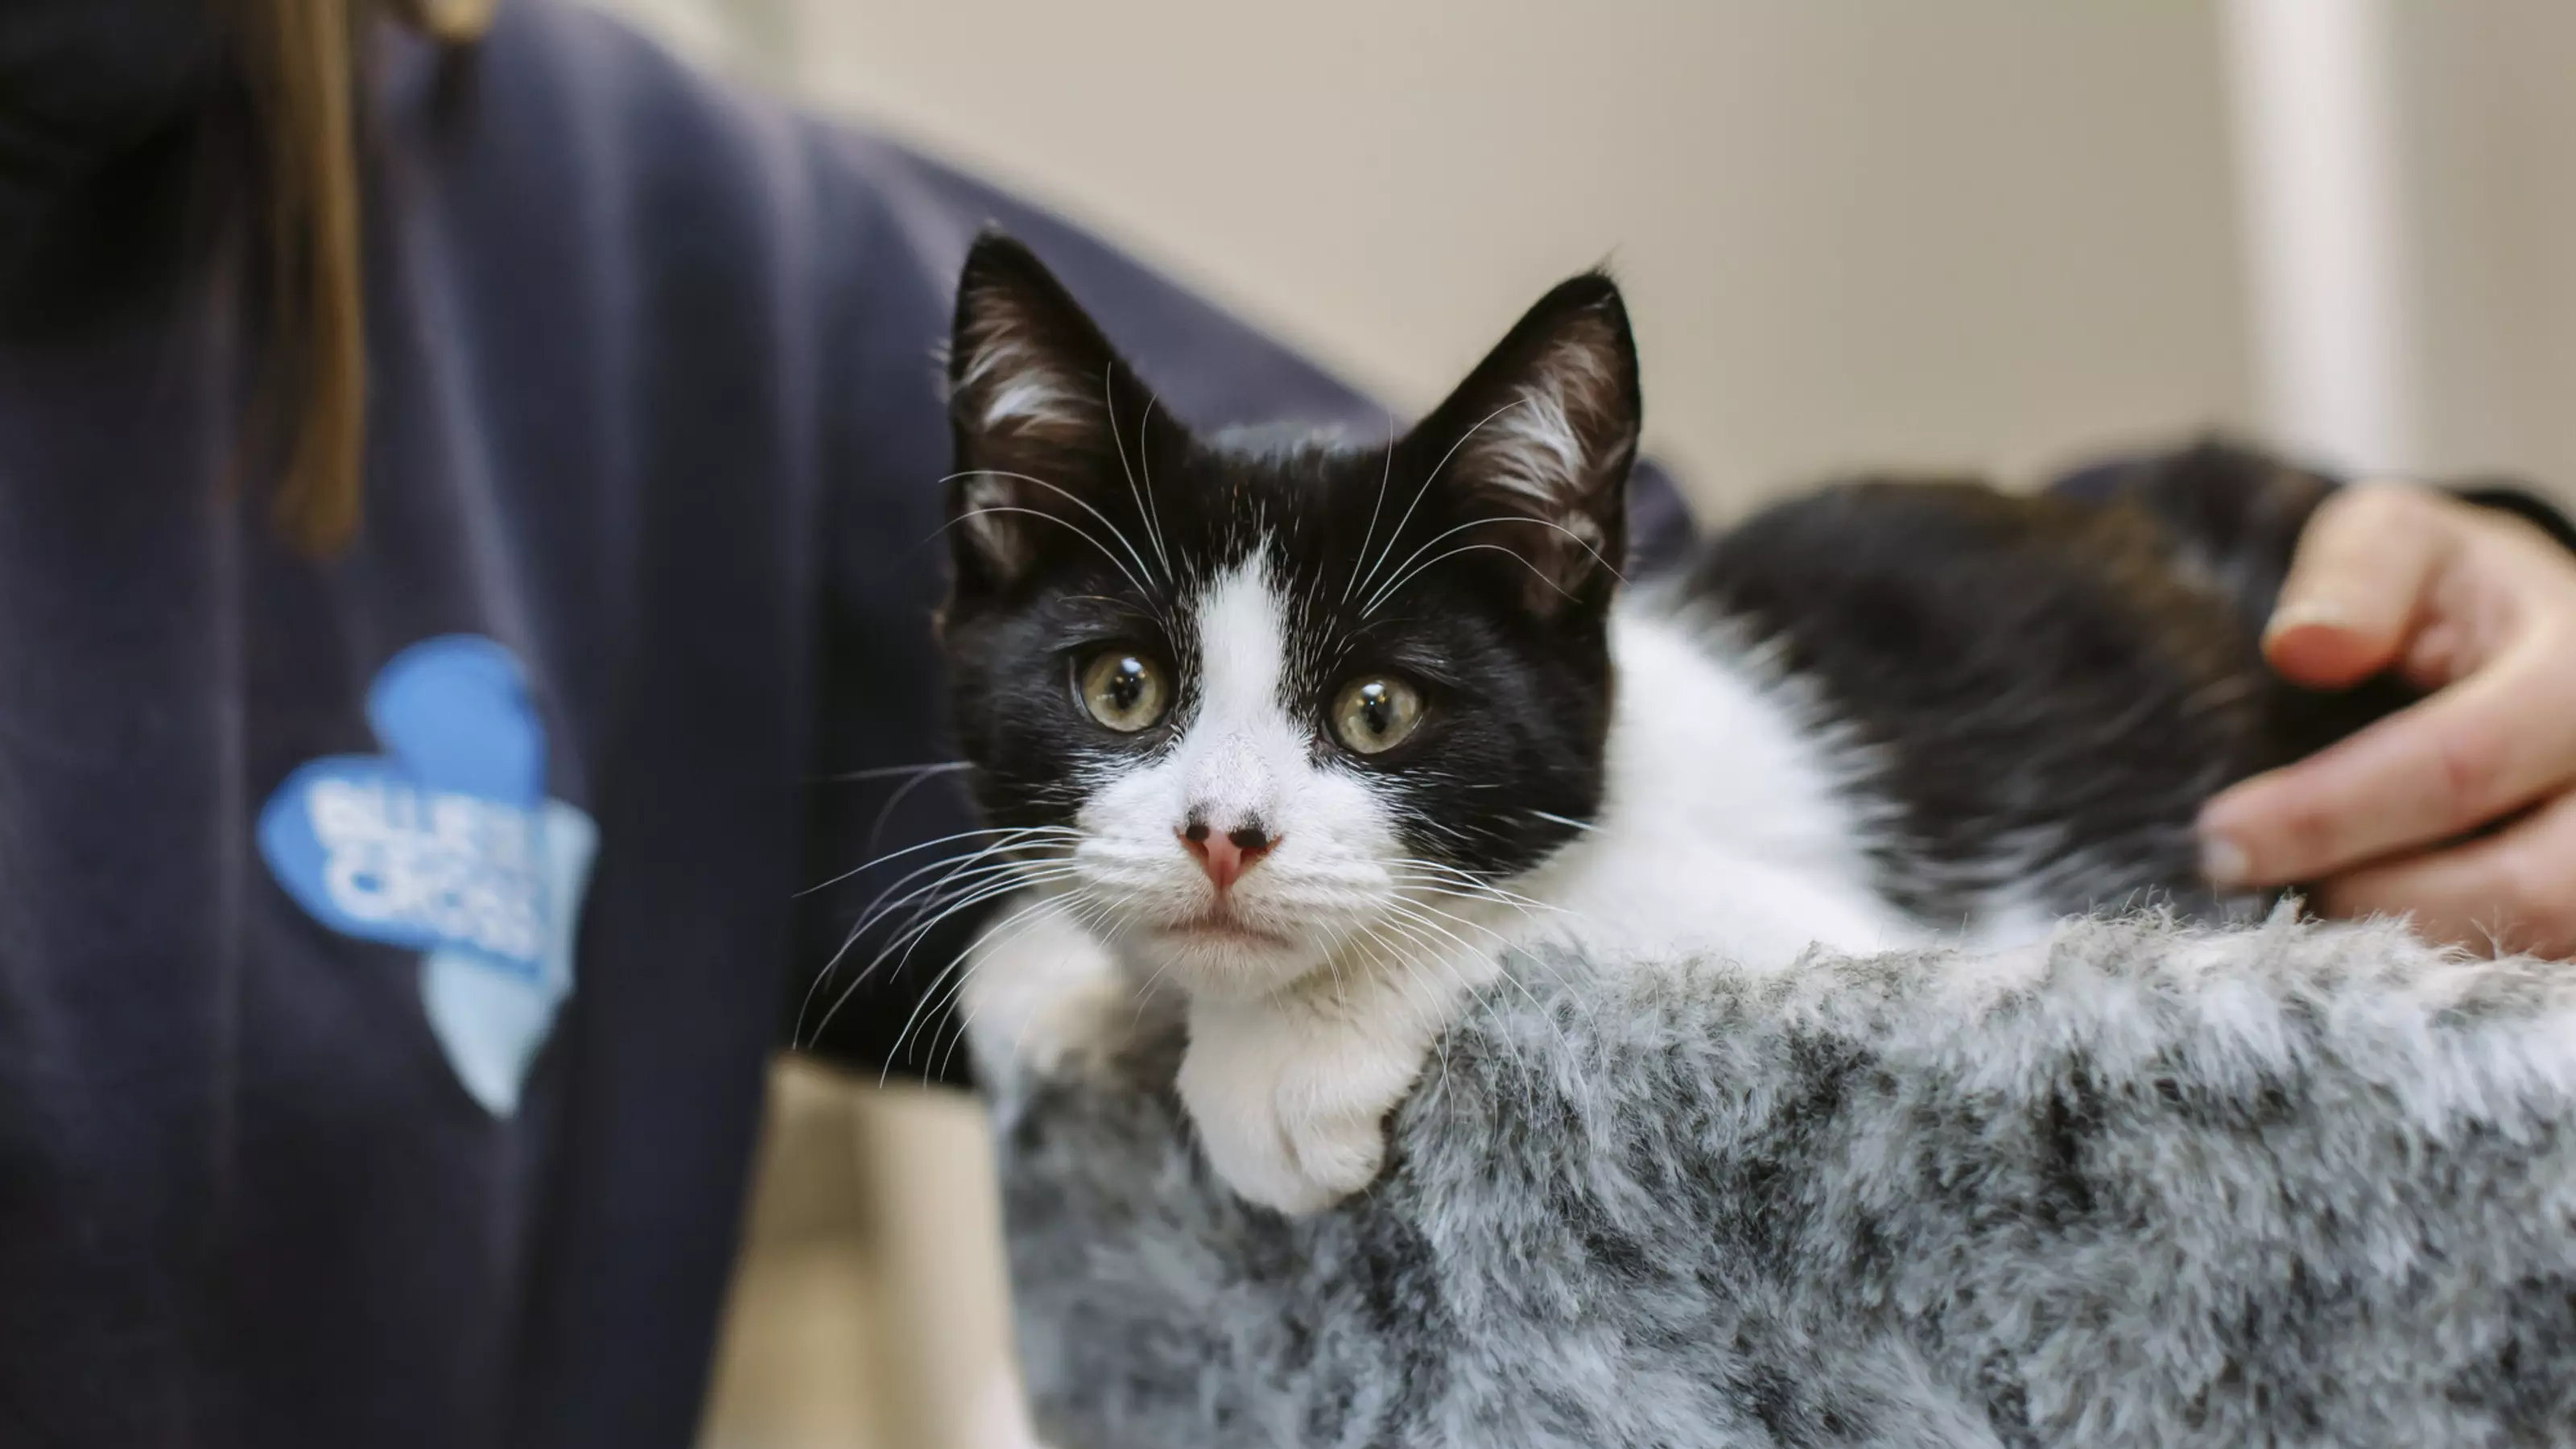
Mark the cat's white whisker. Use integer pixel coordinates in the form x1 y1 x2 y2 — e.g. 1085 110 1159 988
945 887 1132 1082
830 831 1077 939
1357 919 1468 1050
852 855 1080 953
1381 897 1576 1067
1384 857 1564 911
1371 917 1544 1107
812 759 973 784
836 875 1086 1065
1133 391 1174 580
942 469 1168 611
1348 395 1533 604
808 866 1089 1046
945 502 1164 617
830 853 1084 980
1523 809 1597 834
1384 891 1590 1042
860 764 979 853
1377 891 1509 944
1398 885 1576 942
922 887 1112 1080
1100 373 1170 591
795 834 1082 1043
1342 410 1402 604
796 823 1079 899
1387 865 1555 908
1358 513 1624 617
1364 541 1578 618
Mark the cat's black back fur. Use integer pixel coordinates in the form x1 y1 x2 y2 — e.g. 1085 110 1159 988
1681 440 2413 927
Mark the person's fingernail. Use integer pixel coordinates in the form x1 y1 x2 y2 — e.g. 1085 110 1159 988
2264 598 2347 642
2199 832 2251 890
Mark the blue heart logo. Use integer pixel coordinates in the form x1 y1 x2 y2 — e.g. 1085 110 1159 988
258 635 596 1116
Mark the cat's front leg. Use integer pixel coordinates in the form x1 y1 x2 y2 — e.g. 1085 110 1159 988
959 893 1153 1100
1176 954 1492 1215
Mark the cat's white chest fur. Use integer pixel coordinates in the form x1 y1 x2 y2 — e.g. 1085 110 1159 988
1510 605 1925 972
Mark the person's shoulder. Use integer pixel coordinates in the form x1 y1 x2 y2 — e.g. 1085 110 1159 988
422 1 788 142
374 0 877 242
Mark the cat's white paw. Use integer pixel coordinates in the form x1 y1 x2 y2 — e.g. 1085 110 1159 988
1177 993 1438 1216
959 896 1137 1094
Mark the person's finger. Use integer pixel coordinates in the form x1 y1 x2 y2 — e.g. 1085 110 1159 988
2198 629 2576 887
2313 787 2576 960
2261 483 2456 689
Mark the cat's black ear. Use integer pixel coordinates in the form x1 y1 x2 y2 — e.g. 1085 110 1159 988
1397 272 1641 615
945 231 1160 593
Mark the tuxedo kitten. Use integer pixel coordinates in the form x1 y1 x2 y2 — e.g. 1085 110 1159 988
934 233 2393 1213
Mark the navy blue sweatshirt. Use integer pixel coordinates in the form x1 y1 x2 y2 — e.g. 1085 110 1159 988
0 4 1695 1446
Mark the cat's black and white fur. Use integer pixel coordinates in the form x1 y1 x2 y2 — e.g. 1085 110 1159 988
935 233 2390 1214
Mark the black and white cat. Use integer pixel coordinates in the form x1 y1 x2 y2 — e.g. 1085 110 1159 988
933 233 2390 1214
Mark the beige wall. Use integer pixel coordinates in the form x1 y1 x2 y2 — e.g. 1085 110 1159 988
604 0 2261 517
2392 1 2576 495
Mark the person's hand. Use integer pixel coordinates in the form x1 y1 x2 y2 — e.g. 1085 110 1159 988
2195 481 2576 957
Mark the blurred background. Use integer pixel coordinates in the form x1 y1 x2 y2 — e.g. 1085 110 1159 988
571 2 2576 1444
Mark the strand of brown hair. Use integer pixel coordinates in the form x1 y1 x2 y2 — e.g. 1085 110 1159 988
229 0 492 554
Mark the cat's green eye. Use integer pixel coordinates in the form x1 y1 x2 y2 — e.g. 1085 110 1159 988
1331 675 1426 756
1076 650 1171 733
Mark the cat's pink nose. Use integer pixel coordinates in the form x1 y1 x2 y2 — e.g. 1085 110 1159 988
1180 820 1276 893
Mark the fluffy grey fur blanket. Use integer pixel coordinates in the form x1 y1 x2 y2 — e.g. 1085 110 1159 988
972 913 2576 1447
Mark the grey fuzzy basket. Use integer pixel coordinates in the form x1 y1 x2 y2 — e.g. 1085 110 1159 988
980 913 2576 1448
